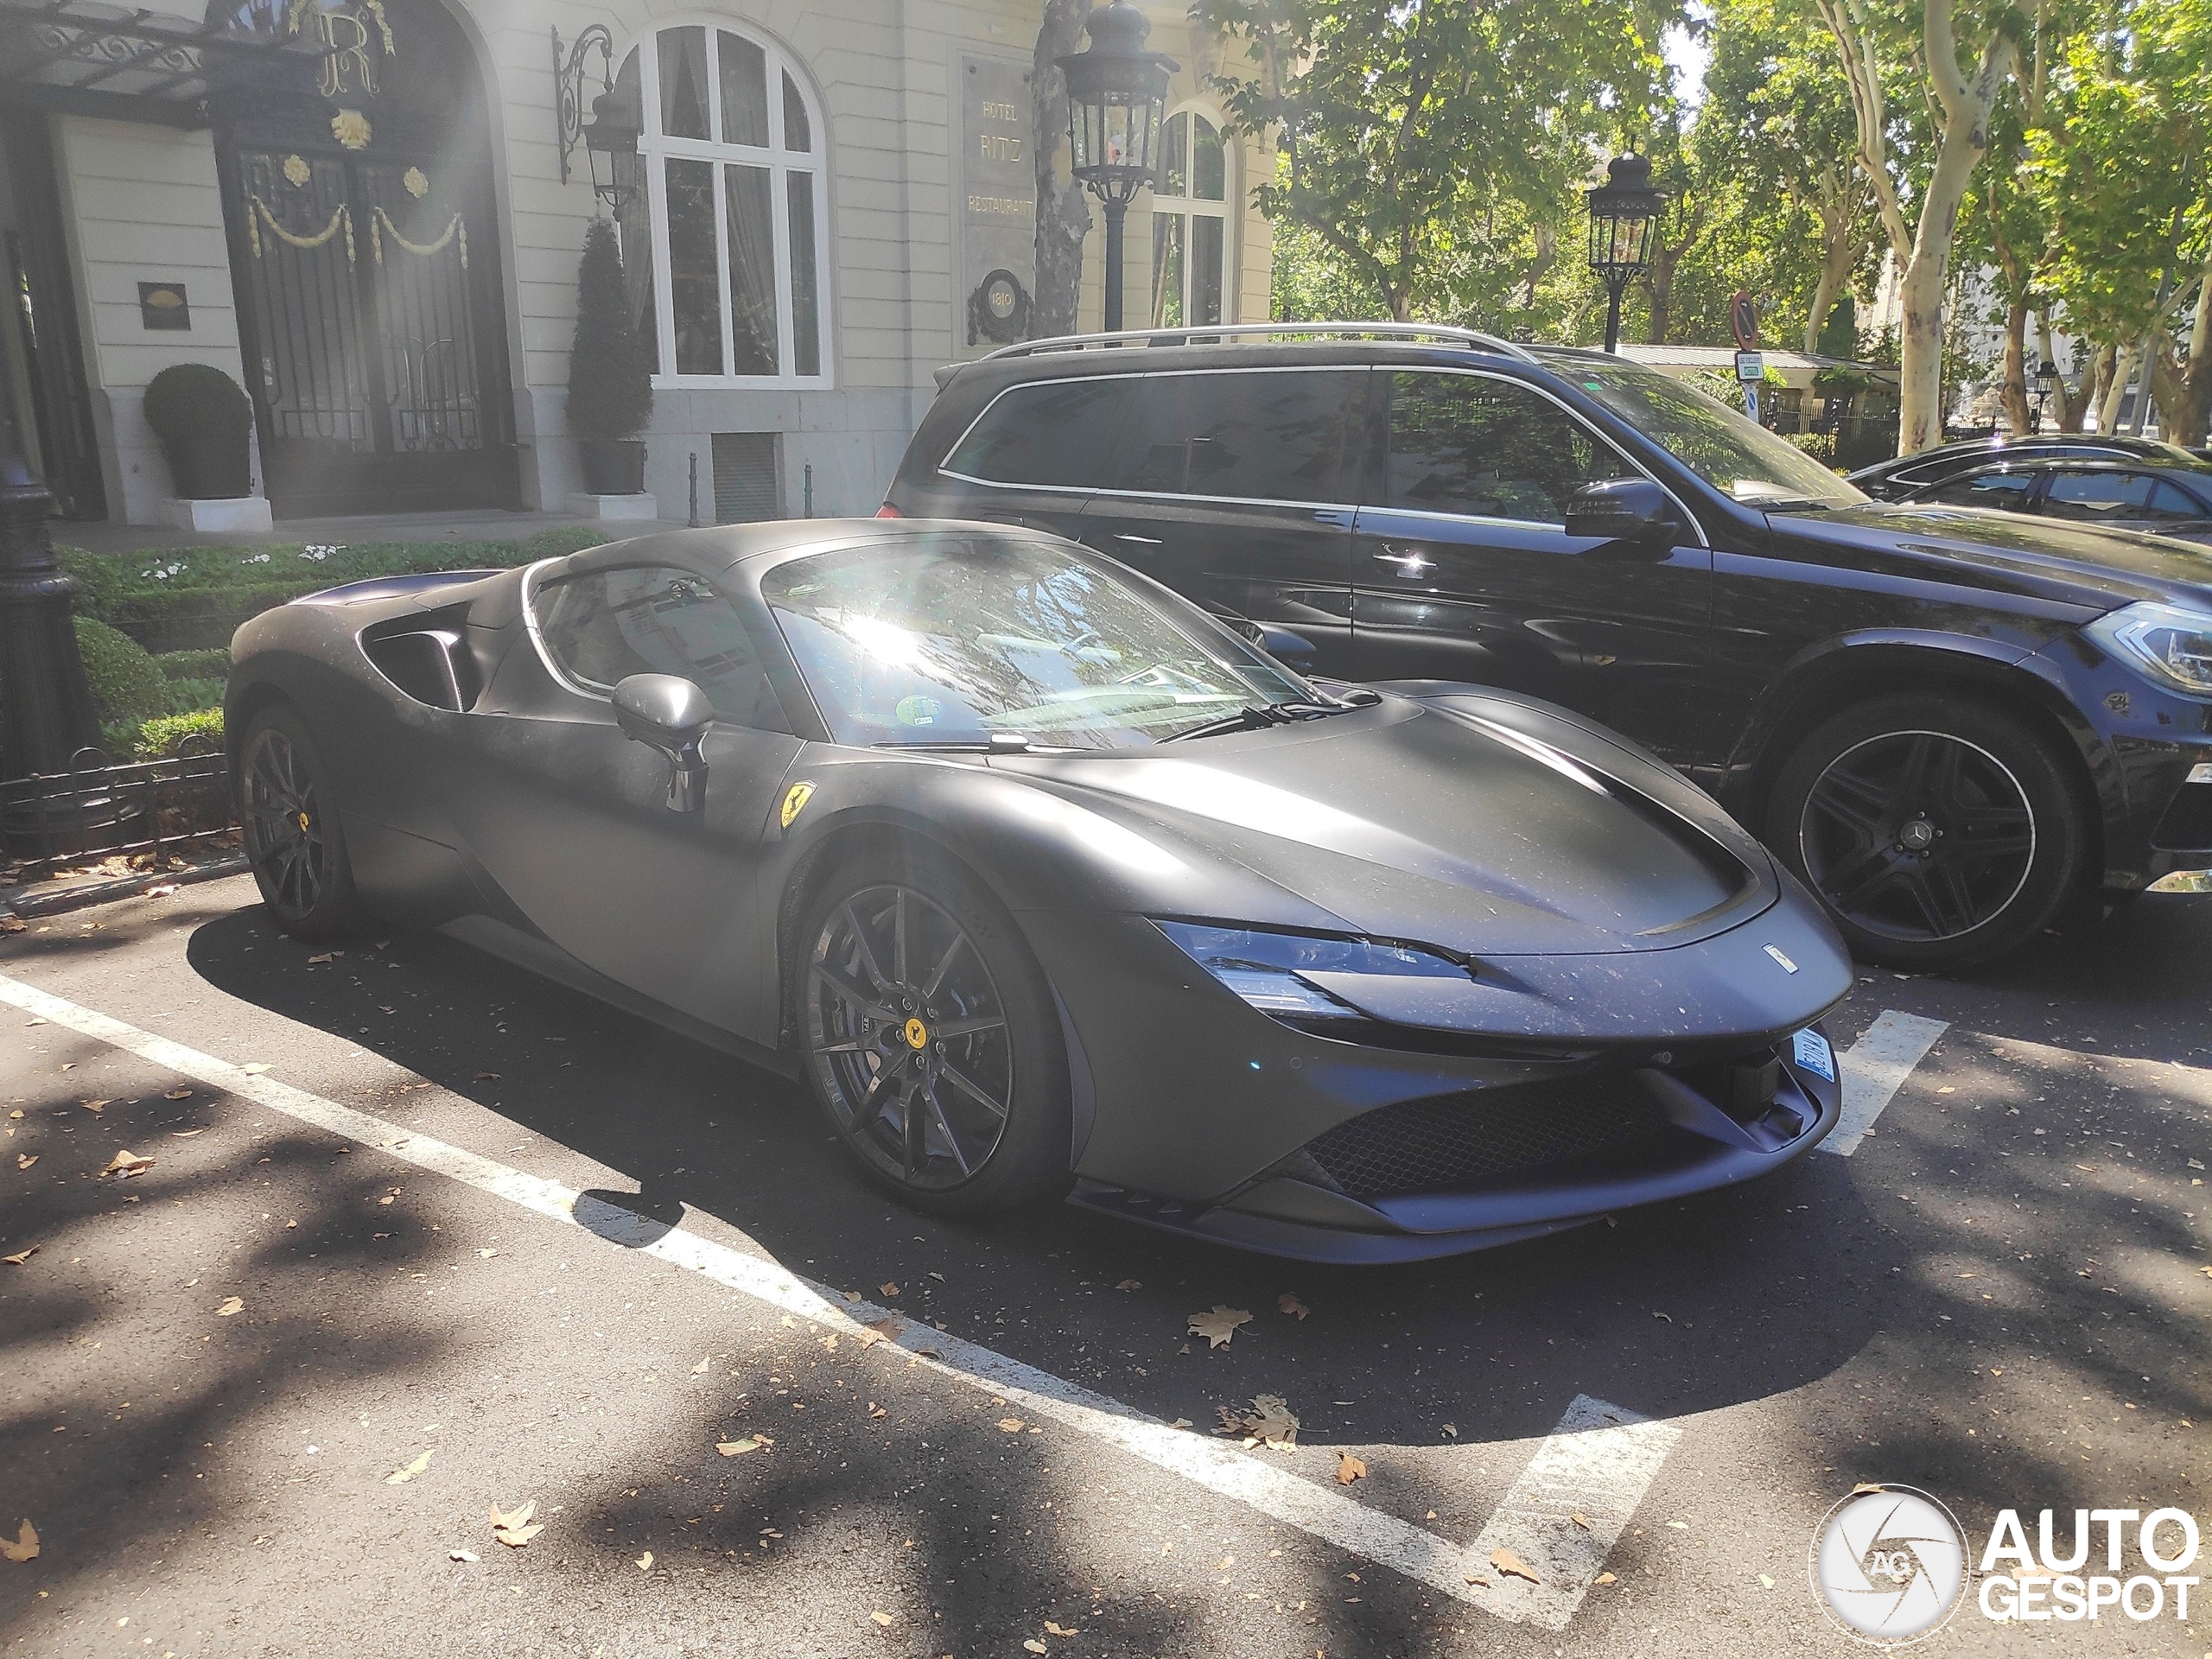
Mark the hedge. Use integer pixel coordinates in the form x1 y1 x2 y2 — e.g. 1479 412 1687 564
74 616 166 727
133 708 225 760
60 524 614 652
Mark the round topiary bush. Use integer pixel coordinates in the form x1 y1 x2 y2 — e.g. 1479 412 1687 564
73 615 167 727
143 364 254 499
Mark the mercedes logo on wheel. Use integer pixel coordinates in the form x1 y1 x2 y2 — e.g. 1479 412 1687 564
1810 1484 1968 1643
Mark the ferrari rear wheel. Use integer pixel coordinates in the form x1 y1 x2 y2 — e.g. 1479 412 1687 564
800 851 1070 1215
1767 694 2089 970
238 704 363 941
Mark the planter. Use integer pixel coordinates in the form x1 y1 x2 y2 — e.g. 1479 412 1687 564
162 424 252 500
579 438 645 495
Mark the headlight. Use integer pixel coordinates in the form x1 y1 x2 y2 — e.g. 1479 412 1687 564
1153 920 1469 1022
2087 601 2212 695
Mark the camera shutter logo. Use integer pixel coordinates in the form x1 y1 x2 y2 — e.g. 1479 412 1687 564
1810 1485 1968 1643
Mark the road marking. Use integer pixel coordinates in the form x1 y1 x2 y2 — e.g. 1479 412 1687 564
1823 1009 1949 1156
1462 1395 1681 1630
0 969 1669 1622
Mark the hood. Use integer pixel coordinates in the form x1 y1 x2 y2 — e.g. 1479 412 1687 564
996 698 1777 957
1774 503 2212 612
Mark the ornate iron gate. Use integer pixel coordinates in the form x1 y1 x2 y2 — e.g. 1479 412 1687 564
211 0 514 518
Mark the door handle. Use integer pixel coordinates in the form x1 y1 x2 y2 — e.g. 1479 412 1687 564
1112 534 1164 548
1370 543 1437 577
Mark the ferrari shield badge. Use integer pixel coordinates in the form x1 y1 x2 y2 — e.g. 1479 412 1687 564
779 781 816 830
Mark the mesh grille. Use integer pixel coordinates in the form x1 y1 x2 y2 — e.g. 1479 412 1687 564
1301 1074 1674 1201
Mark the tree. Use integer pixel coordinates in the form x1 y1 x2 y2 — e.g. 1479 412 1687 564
567 219 652 444
1816 0 2021 451
1198 0 1667 322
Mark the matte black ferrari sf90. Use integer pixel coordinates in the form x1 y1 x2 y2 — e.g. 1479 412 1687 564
228 522 1849 1262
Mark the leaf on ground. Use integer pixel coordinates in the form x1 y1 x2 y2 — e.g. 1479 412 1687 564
634 1550 653 1572
1651 1310 1673 1324
1464 1573 1491 1587
16 1154 34 1170
474 1071 499 1082
819 1335 839 1353
0 1520 36 1563
214 1296 244 1317
1850 1482 1885 1497
1046 1620 1079 1636
1440 1423 1458 1438
99 1150 153 1178
1594 1571 1618 1586
1167 1418 1193 1430
859 1316 902 1347
77 1099 105 1114
1758 1572 1776 1588
448 1548 478 1562
1335 1452 1366 1484
997 1417 1025 1433
1571 1512 1592 1530
385 1448 434 1484
878 1282 900 1298
307 953 334 965
715 1436 771 1457
1490 1546 1541 1585
171 1129 202 1138
0 915 23 935
1216 1394 1298 1447
241 1063 270 1074
146 883 180 899
690 1356 709 1375
1277 1292 1310 1319
869 1611 894 1627
489 1501 540 1548
1187 1306 1252 1349
1024 1643 1047 1655
2 1246 36 1266
163 1088 193 1101
1114 1278 1141 1291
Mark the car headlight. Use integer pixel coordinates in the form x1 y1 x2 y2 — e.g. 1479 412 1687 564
2087 601 2212 695
1153 920 1470 1021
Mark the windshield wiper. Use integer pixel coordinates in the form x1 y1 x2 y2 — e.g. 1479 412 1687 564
1159 700 1357 743
874 733 1036 753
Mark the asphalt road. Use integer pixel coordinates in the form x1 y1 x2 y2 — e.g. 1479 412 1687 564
1 874 2206 1658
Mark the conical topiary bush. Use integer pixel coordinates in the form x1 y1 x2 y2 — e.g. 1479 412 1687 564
569 219 653 493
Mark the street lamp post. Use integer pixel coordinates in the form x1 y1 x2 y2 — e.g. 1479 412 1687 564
0 448 98 782
551 23 642 215
1585 153 1668 354
1057 1 1175 334
2031 359 2059 433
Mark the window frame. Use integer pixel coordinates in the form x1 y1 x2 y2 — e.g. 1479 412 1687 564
622 18 833 391
1147 104 1235 329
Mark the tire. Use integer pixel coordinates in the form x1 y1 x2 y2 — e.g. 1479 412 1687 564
1765 694 2092 970
797 846 1071 1216
237 703 365 941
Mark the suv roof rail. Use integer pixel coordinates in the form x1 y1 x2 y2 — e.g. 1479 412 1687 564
975 321 1542 365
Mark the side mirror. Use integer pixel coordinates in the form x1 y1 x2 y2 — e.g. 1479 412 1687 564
1565 477 1676 546
1207 607 1319 673
613 673 712 812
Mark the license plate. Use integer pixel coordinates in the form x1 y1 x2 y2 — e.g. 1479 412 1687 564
1792 1028 1835 1082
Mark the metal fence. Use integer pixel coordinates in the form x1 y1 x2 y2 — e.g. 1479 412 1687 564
0 737 236 884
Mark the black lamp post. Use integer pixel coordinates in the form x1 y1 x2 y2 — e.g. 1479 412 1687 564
0 446 98 783
552 23 640 215
1585 153 1668 354
1057 1 1175 334
2031 359 2059 433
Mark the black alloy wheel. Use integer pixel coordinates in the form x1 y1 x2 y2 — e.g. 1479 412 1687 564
1769 694 2090 970
238 706 361 939
800 855 1069 1214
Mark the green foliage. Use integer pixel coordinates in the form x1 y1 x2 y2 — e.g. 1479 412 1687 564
1202 0 1667 323
59 526 612 646
141 363 252 443
132 708 224 760
568 219 653 442
1816 293 1859 359
1788 429 1840 463
155 648 232 683
73 616 165 727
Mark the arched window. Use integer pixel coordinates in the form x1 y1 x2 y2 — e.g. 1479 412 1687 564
615 22 829 385
1148 108 1231 328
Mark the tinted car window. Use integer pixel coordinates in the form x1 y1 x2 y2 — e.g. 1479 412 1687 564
531 564 790 730
2042 472 2202 524
1383 372 1630 523
943 378 1132 487
1109 369 1361 503
1920 470 2036 510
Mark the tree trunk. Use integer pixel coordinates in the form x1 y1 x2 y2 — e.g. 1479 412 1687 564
1030 0 1095 339
2098 341 2136 433
1805 243 1853 355
1894 130 1985 453
1999 292 2031 434
1646 248 1680 345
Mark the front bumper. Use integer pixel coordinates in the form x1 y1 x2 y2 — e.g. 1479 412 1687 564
1021 906 1850 1262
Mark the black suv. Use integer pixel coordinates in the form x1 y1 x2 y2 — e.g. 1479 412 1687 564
885 324 2212 969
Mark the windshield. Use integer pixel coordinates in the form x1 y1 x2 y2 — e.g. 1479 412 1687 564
1533 349 1867 509
760 534 1315 749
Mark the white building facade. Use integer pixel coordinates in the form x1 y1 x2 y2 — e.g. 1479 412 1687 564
0 0 1274 529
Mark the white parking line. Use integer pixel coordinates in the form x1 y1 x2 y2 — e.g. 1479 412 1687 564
1462 1395 1682 1630
1823 1009 1949 1155
0 969 1671 1623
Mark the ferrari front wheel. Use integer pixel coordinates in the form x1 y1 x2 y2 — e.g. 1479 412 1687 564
238 704 364 941
799 851 1071 1216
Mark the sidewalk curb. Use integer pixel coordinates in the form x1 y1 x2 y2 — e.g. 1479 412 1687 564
1 855 251 922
